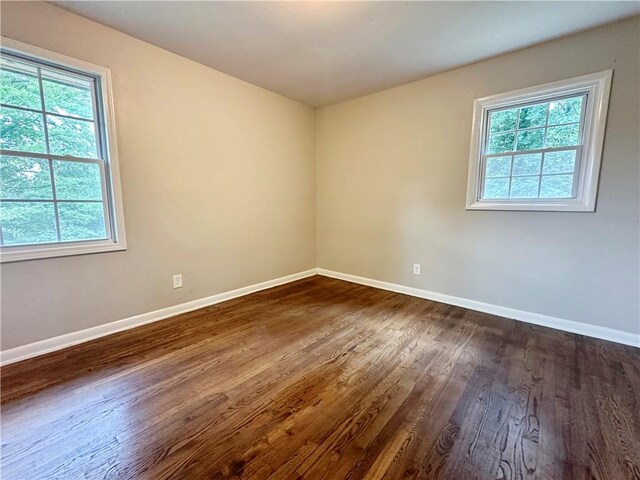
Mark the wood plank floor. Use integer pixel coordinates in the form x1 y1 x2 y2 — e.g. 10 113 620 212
1 276 639 480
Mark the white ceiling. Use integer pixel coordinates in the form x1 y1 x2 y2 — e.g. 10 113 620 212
53 1 639 108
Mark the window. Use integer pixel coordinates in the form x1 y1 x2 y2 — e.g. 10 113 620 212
466 71 612 211
0 39 126 262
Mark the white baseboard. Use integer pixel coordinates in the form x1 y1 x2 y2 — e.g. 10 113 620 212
0 269 317 366
317 268 640 348
2 267 636 365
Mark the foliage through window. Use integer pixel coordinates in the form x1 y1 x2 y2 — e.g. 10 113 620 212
483 95 585 200
0 40 126 261
466 71 612 211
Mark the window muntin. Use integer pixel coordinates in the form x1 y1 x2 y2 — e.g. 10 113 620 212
481 94 586 200
0 50 114 249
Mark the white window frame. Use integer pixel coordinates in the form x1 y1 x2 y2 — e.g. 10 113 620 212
466 70 612 212
0 38 126 262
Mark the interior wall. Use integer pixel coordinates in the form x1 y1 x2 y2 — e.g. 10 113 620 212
317 17 640 335
0 1 317 350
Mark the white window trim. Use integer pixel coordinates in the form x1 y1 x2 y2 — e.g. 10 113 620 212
466 70 612 212
0 37 127 262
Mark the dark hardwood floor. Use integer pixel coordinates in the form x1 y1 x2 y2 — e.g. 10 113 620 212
1 275 639 479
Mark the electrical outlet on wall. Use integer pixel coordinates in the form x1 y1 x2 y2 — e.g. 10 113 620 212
413 264 421 275
173 274 183 289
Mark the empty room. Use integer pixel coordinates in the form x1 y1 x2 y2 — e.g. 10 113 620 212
0 1 639 479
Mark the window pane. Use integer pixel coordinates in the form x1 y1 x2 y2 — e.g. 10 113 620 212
53 160 103 200
510 175 539 198
546 124 579 147
0 106 46 153
512 153 542 176
543 150 576 174
485 155 511 178
0 60 41 110
548 96 583 126
487 133 515 154
0 156 52 200
518 103 547 129
46 115 98 158
540 174 573 198
43 72 95 119
516 128 544 151
489 109 517 133
58 202 106 241
483 177 510 199
0 201 57 245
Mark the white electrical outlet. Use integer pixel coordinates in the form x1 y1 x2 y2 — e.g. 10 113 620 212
413 264 421 275
173 274 183 289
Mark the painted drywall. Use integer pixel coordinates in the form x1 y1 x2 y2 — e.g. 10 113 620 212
0 1 317 350
317 17 640 336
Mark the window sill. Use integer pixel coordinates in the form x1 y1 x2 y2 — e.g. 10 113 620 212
466 199 595 212
0 240 127 263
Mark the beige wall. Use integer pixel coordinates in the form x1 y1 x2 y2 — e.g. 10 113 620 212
317 17 640 335
0 2 317 350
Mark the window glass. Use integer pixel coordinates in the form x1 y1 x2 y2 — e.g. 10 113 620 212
0 156 53 199
480 94 585 201
0 59 41 109
0 105 47 153
0 52 110 248
42 71 95 119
